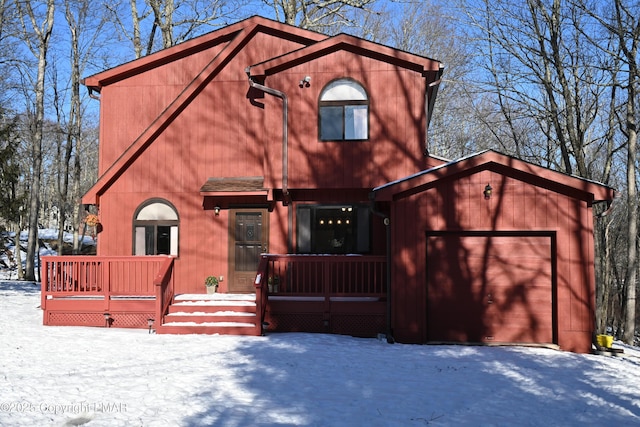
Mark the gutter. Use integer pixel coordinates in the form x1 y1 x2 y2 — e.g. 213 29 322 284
369 191 394 344
246 69 290 205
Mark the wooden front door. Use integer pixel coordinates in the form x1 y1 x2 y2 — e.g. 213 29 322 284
228 209 269 293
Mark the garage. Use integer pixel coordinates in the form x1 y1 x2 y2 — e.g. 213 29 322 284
371 150 615 353
426 232 554 345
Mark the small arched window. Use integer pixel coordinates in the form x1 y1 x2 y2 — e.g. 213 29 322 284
133 200 179 256
319 79 369 141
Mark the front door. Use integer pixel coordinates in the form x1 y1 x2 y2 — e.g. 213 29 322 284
228 209 269 293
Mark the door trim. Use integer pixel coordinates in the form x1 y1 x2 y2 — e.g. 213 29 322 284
228 208 269 293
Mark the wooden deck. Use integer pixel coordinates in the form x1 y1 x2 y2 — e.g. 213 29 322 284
41 254 387 338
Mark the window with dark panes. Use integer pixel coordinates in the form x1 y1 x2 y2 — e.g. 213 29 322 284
319 79 369 141
297 205 371 254
133 200 179 256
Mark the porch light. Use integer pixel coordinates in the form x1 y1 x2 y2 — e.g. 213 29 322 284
214 206 221 216
147 318 155 334
103 312 111 328
484 183 493 200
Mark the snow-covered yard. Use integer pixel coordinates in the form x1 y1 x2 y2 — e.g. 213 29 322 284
1 278 639 426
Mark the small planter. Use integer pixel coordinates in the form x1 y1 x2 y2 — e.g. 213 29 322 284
268 276 280 293
205 276 219 294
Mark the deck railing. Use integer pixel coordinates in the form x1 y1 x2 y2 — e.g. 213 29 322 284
255 254 387 334
154 256 176 331
261 254 387 296
41 256 171 310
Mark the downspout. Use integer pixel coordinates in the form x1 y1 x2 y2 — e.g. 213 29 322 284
369 192 394 344
246 69 290 205
596 193 617 218
88 87 101 101
592 194 616 348
424 74 442 157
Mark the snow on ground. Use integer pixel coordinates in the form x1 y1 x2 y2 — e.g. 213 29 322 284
1 279 639 427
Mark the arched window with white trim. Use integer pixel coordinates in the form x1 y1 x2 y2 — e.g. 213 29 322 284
133 200 179 256
319 79 369 141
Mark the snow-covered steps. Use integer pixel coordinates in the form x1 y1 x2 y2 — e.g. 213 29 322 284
157 293 261 336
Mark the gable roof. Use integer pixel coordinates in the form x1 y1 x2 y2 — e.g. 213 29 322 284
246 33 442 78
372 150 615 203
83 16 327 91
81 16 444 205
82 17 326 205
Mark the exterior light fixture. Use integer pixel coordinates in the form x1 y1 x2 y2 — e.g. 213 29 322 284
214 206 221 216
147 318 155 334
299 76 311 87
484 183 493 200
103 312 111 328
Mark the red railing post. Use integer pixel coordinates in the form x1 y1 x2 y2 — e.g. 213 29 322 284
104 259 110 312
323 259 331 326
153 256 175 332
254 255 269 336
40 258 49 311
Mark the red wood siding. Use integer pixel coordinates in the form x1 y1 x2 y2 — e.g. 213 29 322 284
260 52 430 189
91 26 433 295
426 233 553 344
390 168 596 353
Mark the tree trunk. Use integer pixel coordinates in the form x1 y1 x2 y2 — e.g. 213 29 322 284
14 224 23 280
622 100 637 344
19 0 55 281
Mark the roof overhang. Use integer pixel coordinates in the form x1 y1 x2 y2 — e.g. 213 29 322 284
83 16 327 91
82 17 327 206
199 176 271 199
372 150 616 203
247 33 442 79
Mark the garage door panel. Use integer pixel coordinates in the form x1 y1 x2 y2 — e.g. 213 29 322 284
427 234 554 345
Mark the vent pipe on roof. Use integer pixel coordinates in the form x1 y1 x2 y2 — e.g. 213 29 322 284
246 69 290 205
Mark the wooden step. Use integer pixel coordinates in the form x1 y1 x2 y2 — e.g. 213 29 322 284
168 302 256 314
158 323 258 336
164 311 256 324
157 293 261 336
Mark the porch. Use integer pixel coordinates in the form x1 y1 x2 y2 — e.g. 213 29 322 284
40 254 387 338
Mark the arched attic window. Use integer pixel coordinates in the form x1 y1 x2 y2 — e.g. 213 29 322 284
319 79 369 141
133 199 179 256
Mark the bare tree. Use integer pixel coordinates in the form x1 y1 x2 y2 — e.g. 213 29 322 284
57 0 107 253
106 0 241 58
607 0 639 345
460 0 617 180
263 0 376 31
16 0 55 281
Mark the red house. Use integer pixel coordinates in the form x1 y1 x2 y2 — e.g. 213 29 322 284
40 16 614 353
